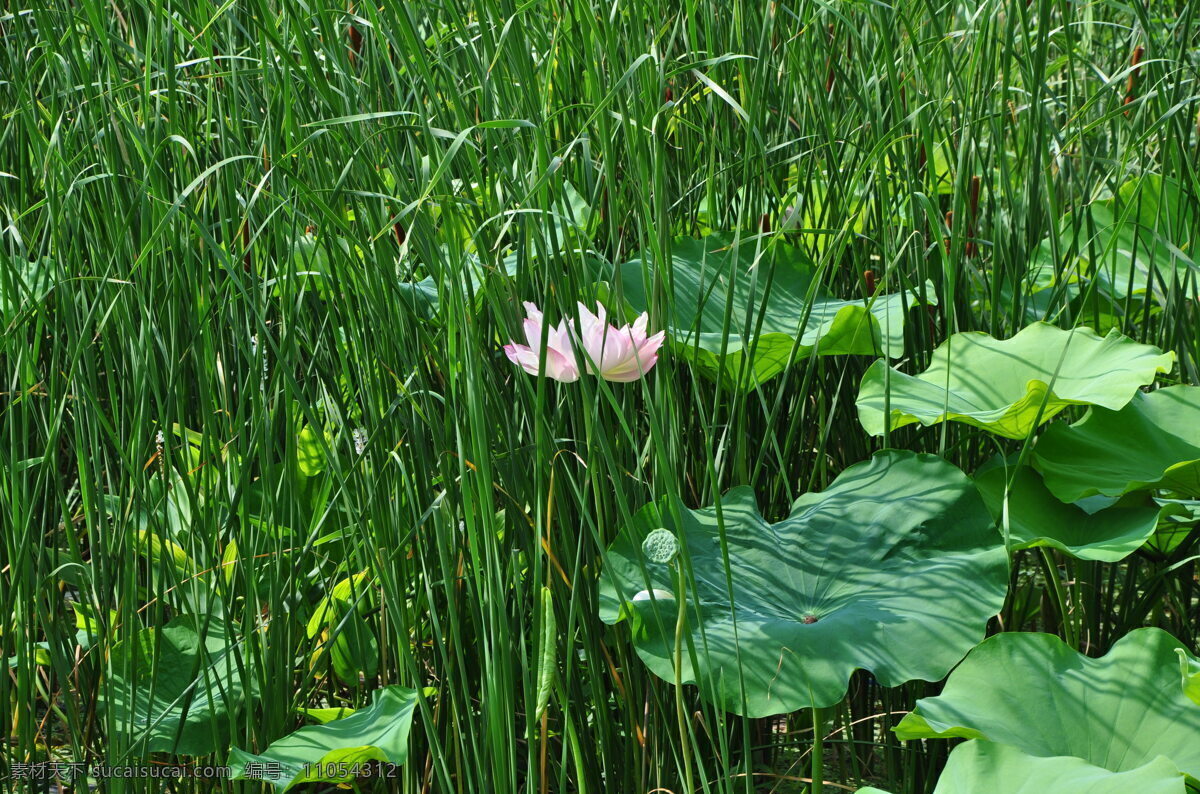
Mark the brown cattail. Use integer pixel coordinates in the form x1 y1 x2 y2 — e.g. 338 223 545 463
348 24 363 65
1124 45 1145 114
759 213 771 234
864 270 878 295
1130 46 1145 78
965 175 981 258
394 223 406 247
664 84 673 103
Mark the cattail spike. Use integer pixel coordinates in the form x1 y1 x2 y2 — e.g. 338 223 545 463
864 270 878 295
1124 45 1145 115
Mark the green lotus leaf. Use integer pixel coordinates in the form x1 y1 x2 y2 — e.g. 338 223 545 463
396 253 518 318
296 423 327 477
598 451 1008 716
1026 176 1199 311
1181 650 1200 707
895 628 1200 781
617 234 933 388
540 178 598 249
974 464 1160 561
1 255 60 322
996 238 1080 324
1073 175 1199 304
931 742 1187 794
399 182 596 319
228 686 418 792
1033 385 1200 503
102 615 254 755
856 323 1173 439
266 231 363 301
297 706 356 724
1150 498 1200 555
305 571 379 685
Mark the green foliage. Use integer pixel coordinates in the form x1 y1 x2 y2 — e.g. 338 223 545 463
101 616 254 756
1053 175 1200 305
857 323 1174 439
931 742 1187 794
229 686 419 791
533 586 557 721
396 252 521 318
0 255 59 322
297 706 356 724
617 234 933 387
1033 385 1200 502
5 0 1200 792
896 629 1200 782
273 231 361 300
600 451 1008 715
306 571 380 685
1181 650 1200 709
974 463 1161 561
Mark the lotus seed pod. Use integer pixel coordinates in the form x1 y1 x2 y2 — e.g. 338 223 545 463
641 528 679 565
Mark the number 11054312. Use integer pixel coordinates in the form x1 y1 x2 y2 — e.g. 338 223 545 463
301 761 401 779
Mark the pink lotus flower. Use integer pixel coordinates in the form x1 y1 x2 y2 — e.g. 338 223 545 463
503 302 665 383
574 302 665 382
503 302 581 382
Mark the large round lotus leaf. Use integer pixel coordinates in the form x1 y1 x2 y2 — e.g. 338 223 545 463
1033 385 1200 503
856 322 1173 439
598 451 1008 717
931 742 1186 794
895 628 1200 780
617 234 934 388
974 464 1160 561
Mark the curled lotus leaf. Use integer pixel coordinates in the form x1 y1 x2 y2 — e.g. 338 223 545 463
1033 385 1200 503
974 463 1160 561
857 322 1173 439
